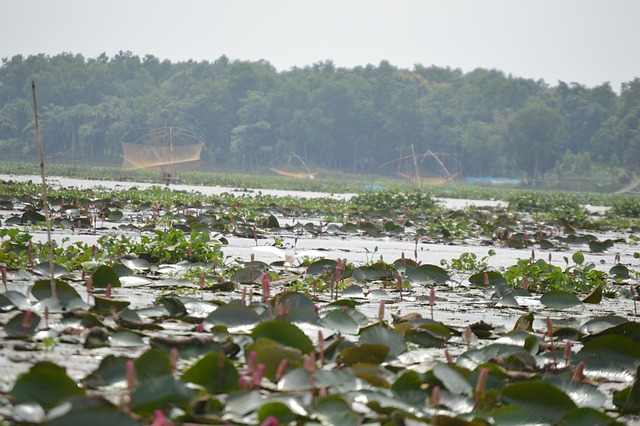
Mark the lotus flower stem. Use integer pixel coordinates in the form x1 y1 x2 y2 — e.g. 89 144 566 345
397 274 403 301
378 300 385 324
199 273 205 300
429 287 436 320
432 385 441 415
170 347 179 374
632 285 637 316
22 309 32 331
563 340 572 366
546 316 557 364
444 349 453 363
572 360 584 382
86 276 93 304
1 266 6 291
275 358 288 382
473 368 489 409
318 330 325 366
465 325 473 349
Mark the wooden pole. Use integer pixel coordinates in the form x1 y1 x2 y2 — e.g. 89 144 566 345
31 81 57 299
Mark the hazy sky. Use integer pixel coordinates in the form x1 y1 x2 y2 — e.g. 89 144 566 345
2 0 639 91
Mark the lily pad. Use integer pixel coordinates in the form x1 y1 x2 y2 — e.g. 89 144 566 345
131 375 195 415
501 380 577 424
540 290 584 311
12 361 85 410
251 320 314 354
181 352 239 394
91 265 121 288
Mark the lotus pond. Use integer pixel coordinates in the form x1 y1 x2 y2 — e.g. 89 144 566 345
1 175 640 425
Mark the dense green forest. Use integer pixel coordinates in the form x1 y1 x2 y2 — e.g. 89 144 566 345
1 52 639 189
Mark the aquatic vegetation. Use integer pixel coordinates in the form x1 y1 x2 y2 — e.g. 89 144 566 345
1 177 640 424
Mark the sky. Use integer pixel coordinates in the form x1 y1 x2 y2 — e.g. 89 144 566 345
2 0 639 92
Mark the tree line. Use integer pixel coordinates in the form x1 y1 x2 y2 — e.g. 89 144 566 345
1 51 639 186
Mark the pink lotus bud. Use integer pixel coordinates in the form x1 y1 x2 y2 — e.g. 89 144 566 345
483 272 489 287
572 360 584 382
523 275 529 290
1 266 7 288
86 277 93 294
151 409 166 426
261 273 271 301
546 316 554 337
196 323 204 333
304 352 316 373
199 273 205 290
445 349 453 363
247 351 257 375
474 368 489 408
548 252 552 262
564 341 573 364
105 283 112 298
432 385 441 408
275 359 288 381
170 347 179 373
378 300 385 323
44 306 49 327
260 416 280 426
126 360 136 390
465 325 473 347
252 363 265 388
23 309 32 330
531 248 535 260
91 244 96 258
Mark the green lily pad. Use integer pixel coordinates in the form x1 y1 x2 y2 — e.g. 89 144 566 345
469 270 506 287
32 279 81 306
47 396 141 426
392 370 429 406
433 363 473 396
359 325 406 359
321 309 360 334
540 290 584 311
501 381 577 424
613 367 640 414
181 352 239 394
306 258 338 275
574 335 640 379
204 303 260 330
406 264 450 285
4 310 41 338
337 344 389 366
12 361 85 410
251 320 314 354
131 375 195 415
92 295 130 313
557 407 620 426
91 265 121 288
150 336 224 359
246 337 304 381
316 394 362 426
82 355 129 388
257 401 295 425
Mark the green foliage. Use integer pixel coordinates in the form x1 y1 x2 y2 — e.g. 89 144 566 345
1 54 635 187
503 252 606 292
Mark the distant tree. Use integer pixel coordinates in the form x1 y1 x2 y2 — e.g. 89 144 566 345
506 103 565 184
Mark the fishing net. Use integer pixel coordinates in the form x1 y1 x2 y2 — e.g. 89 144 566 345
120 127 204 176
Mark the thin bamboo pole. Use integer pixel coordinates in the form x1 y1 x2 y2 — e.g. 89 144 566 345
31 81 57 299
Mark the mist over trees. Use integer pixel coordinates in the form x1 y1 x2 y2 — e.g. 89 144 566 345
1 52 639 188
